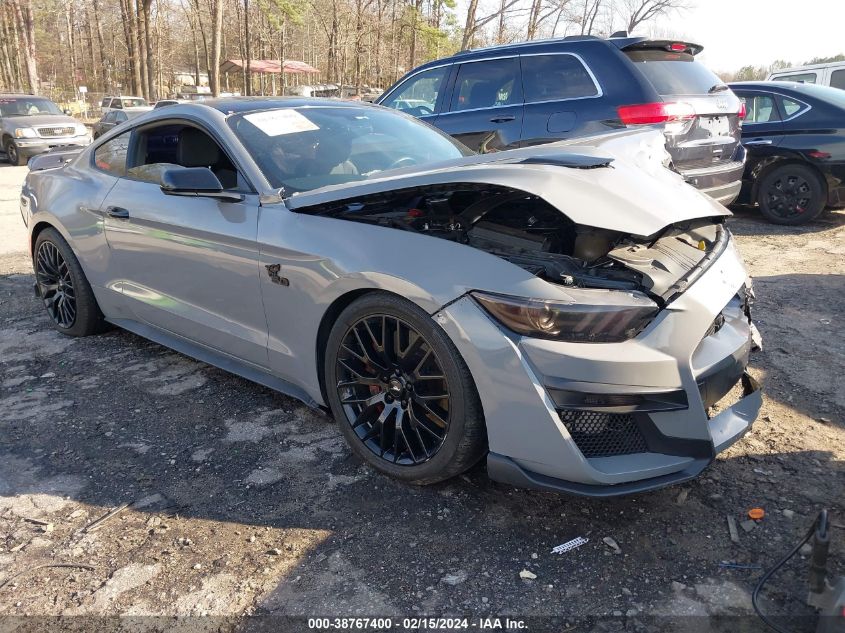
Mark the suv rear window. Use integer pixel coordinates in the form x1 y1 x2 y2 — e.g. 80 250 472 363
626 49 723 96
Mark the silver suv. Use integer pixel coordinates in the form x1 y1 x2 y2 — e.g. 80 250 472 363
1 94 91 166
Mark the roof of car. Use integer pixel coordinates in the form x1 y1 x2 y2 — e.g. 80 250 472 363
197 96 377 113
0 93 45 98
729 81 818 91
768 61 845 73
402 35 702 76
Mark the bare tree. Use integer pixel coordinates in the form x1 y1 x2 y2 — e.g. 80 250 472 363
620 0 688 33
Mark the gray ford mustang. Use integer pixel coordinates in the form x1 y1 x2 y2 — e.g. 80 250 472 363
19 98 762 496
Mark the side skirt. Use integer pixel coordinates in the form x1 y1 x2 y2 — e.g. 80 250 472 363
107 317 321 409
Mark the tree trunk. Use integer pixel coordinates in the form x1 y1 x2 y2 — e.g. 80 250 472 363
279 18 286 95
210 0 223 96
90 0 107 89
85 7 100 90
244 0 251 95
12 0 39 93
461 0 479 50
142 0 156 100
119 0 142 94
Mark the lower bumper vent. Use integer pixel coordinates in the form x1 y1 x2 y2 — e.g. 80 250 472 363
560 410 647 458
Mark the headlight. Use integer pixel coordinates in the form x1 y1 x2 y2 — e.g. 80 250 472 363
472 290 658 343
15 127 37 138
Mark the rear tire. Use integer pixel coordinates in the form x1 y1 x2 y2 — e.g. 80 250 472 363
757 164 826 225
324 292 486 485
33 228 107 337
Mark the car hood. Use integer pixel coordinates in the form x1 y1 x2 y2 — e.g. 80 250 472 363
285 129 730 237
7 114 80 128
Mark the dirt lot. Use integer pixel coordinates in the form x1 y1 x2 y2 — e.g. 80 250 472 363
0 161 843 632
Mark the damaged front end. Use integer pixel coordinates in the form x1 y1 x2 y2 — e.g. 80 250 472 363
285 152 761 495
291 179 729 318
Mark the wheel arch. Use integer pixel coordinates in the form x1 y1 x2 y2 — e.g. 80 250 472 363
30 220 59 255
750 156 828 204
315 288 382 408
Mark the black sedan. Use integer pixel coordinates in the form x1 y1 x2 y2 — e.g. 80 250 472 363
91 107 150 139
729 81 845 224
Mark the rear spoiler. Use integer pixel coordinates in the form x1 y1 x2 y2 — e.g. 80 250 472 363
27 146 85 171
618 38 704 56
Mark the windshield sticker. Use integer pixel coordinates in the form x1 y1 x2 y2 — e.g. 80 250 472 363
244 109 319 136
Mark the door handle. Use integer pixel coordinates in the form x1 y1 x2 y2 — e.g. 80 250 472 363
489 115 515 123
106 206 130 218
744 138 773 145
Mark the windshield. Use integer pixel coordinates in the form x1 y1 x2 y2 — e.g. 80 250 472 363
121 98 148 108
0 97 63 117
626 50 724 95
229 106 472 193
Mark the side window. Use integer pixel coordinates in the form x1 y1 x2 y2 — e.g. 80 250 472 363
780 97 808 119
450 58 522 112
738 94 780 123
381 66 448 115
521 54 599 102
100 98 109 108
115 112 128 123
775 72 817 84
126 123 247 191
102 112 115 123
93 131 130 176
830 69 845 90
113 99 123 109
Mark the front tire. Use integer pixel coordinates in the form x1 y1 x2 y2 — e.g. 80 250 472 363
33 228 106 336
324 292 486 485
5 139 26 166
757 164 826 225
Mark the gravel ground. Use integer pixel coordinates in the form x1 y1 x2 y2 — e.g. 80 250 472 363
0 161 843 632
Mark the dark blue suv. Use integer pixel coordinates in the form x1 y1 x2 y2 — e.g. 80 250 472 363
376 35 746 205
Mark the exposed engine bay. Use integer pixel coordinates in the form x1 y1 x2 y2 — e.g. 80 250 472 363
299 183 723 302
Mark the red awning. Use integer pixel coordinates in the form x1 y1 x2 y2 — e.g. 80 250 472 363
220 59 319 75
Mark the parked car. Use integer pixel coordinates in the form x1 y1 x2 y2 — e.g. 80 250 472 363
767 61 845 90
729 81 845 224
100 95 149 114
154 99 190 109
92 108 152 139
0 94 91 166
20 99 761 496
377 34 746 205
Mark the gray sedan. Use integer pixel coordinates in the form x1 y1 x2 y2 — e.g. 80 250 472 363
19 98 761 496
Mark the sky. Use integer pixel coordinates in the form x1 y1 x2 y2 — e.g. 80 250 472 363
457 0 845 75
673 0 845 73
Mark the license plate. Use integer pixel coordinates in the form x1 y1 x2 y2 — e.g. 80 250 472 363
700 116 730 137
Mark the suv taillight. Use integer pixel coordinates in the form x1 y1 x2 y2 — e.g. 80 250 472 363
738 101 747 119
617 102 695 125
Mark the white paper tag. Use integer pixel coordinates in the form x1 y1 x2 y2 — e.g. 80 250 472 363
244 109 319 137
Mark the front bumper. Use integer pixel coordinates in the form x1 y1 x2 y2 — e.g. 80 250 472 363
11 136 91 159
435 233 762 496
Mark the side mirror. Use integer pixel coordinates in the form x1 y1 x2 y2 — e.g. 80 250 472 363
160 167 242 202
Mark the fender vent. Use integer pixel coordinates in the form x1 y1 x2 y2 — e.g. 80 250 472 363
560 410 647 458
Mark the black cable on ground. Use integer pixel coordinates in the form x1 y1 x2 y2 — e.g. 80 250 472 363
752 510 826 633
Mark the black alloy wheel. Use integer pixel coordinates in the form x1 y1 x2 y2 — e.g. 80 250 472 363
32 228 106 337
325 292 486 484
758 164 825 225
336 314 451 465
36 240 76 329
